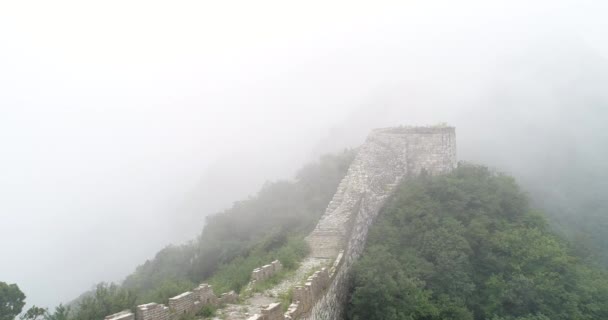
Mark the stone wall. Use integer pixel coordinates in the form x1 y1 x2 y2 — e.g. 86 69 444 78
303 125 457 319
285 267 331 319
251 260 283 283
193 283 218 306
167 284 238 316
105 283 236 320
105 310 135 320
219 291 238 304
246 302 284 320
262 303 283 320
168 291 197 316
136 303 169 320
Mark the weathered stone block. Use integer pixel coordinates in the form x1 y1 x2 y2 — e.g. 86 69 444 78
136 303 169 320
193 283 218 306
105 310 134 320
168 291 196 316
261 303 283 320
219 291 238 304
271 260 283 273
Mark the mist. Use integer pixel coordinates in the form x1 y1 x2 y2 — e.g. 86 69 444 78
1 0 607 310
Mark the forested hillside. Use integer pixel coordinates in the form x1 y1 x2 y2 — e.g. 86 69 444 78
347 164 608 320
17 151 608 320
65 150 356 320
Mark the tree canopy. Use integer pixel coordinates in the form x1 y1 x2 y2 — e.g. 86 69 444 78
0 282 26 320
20 306 47 320
347 164 608 320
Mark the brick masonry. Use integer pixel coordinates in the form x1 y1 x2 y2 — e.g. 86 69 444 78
251 260 283 283
105 282 237 320
136 303 170 320
105 310 135 320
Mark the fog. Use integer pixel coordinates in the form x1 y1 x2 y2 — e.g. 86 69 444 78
1 0 607 309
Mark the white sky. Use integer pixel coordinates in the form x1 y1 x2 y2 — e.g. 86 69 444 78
1 0 607 309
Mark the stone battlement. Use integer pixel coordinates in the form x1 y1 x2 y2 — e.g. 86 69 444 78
136 303 169 320
105 283 236 320
251 260 283 284
373 124 455 134
285 267 331 319
106 310 135 320
168 291 196 316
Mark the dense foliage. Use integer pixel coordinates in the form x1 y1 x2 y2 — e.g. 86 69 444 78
0 283 70 320
347 164 608 320
19 306 47 320
0 282 25 320
71 284 136 320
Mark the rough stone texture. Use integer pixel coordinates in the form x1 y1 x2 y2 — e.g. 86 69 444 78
168 291 196 316
220 291 239 304
105 310 135 320
272 260 283 273
136 303 170 320
287 267 331 319
104 282 232 320
268 258 326 297
166 283 236 319
193 283 219 306
252 260 283 283
303 126 457 319
284 301 302 320
261 303 284 320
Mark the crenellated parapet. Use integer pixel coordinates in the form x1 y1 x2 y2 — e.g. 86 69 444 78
136 303 169 320
104 283 237 320
192 283 218 306
168 291 197 316
284 266 331 319
251 260 283 284
105 310 135 320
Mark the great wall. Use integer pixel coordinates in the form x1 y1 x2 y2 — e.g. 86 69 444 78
105 125 457 320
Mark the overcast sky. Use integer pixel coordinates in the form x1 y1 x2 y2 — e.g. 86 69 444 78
1 0 607 309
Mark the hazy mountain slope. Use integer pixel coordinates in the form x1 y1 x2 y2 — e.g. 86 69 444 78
65 150 355 320
348 163 608 320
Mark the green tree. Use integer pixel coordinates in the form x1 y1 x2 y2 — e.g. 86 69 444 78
348 163 608 320
72 283 135 320
20 306 46 320
348 246 438 320
44 305 70 320
0 282 26 320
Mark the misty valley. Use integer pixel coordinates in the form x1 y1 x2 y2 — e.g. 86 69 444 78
2 2 608 320
4 125 608 320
